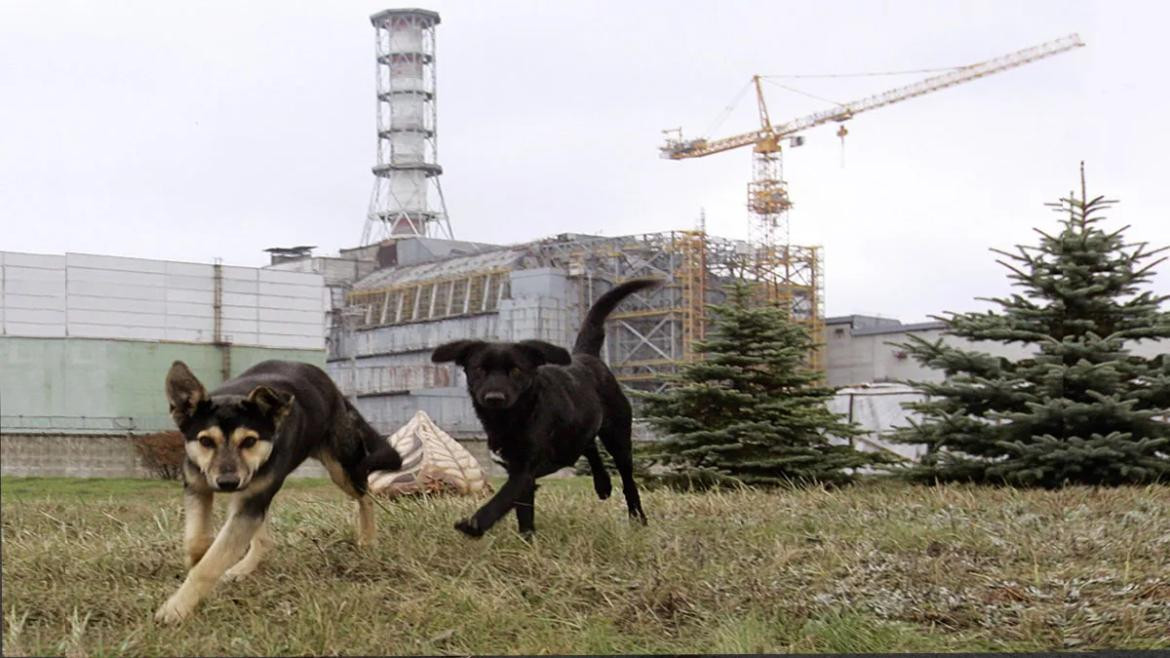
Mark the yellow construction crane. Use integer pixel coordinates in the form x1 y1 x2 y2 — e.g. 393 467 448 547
660 34 1084 375
663 33 1084 243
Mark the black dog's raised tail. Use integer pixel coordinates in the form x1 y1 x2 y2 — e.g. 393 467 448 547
573 278 662 356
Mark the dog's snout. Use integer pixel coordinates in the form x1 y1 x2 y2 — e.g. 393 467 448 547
481 391 507 408
216 474 241 491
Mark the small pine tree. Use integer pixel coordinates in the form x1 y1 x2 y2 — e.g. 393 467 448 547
891 169 1170 486
639 280 895 488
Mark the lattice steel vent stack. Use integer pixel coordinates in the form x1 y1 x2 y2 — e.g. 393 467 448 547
363 8 452 244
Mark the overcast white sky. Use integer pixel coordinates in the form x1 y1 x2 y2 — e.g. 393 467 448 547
2 1 1167 322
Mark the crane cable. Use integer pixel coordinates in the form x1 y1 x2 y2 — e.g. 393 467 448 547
760 78 848 109
698 65 967 139
761 65 966 79
701 78 755 138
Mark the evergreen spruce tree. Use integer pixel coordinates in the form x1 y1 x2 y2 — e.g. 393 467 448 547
639 281 895 487
891 170 1170 486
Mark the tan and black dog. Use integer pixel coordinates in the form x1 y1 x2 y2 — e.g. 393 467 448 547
156 360 401 623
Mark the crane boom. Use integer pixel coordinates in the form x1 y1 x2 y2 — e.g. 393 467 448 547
662 33 1084 160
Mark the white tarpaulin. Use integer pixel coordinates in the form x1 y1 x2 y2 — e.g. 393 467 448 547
368 410 491 497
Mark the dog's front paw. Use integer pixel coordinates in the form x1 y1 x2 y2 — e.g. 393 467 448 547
155 593 195 624
594 478 612 500
454 517 484 538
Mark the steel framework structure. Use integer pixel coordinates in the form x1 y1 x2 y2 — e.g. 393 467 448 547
363 9 453 244
534 231 823 390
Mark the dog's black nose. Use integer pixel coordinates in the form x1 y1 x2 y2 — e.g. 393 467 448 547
216 474 241 491
481 391 507 408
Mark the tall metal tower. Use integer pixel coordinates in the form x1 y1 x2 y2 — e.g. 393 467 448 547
363 8 452 245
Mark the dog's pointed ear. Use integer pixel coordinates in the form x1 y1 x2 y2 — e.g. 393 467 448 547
517 340 572 366
431 340 486 367
246 385 294 427
166 361 207 426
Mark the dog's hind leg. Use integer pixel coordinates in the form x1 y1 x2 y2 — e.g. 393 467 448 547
355 495 375 547
224 516 273 581
583 443 612 500
318 450 377 547
599 419 648 526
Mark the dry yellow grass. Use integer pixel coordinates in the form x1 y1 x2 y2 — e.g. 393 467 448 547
2 476 1168 655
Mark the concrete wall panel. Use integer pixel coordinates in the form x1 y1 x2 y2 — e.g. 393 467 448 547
3 265 66 284
3 291 66 309
222 265 257 280
4 307 67 324
68 309 165 328
69 295 166 314
222 278 259 295
69 324 166 341
166 288 214 304
259 269 318 286
221 292 259 307
3 252 65 269
255 333 321 349
163 314 214 332
258 308 321 325
165 328 209 342
165 260 213 277
221 318 259 334
164 274 215 291
69 267 165 287
256 295 323 312
350 387 482 438
4 281 65 299
258 319 319 335
1 336 325 434
67 253 167 273
3 322 65 337
67 279 167 301
164 301 214 318
221 305 259 320
2 251 324 348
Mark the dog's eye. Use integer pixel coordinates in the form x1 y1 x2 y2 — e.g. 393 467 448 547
510 367 522 378
199 436 215 449
240 436 257 449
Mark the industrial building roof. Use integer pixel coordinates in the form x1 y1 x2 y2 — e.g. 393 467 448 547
826 314 946 336
851 320 947 337
351 246 534 291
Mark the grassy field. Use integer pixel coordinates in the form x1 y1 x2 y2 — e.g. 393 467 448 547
2 476 1168 655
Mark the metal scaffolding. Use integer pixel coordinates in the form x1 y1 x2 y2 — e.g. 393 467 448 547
534 231 824 390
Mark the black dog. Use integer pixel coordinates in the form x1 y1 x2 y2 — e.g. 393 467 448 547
432 278 660 538
156 360 402 622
